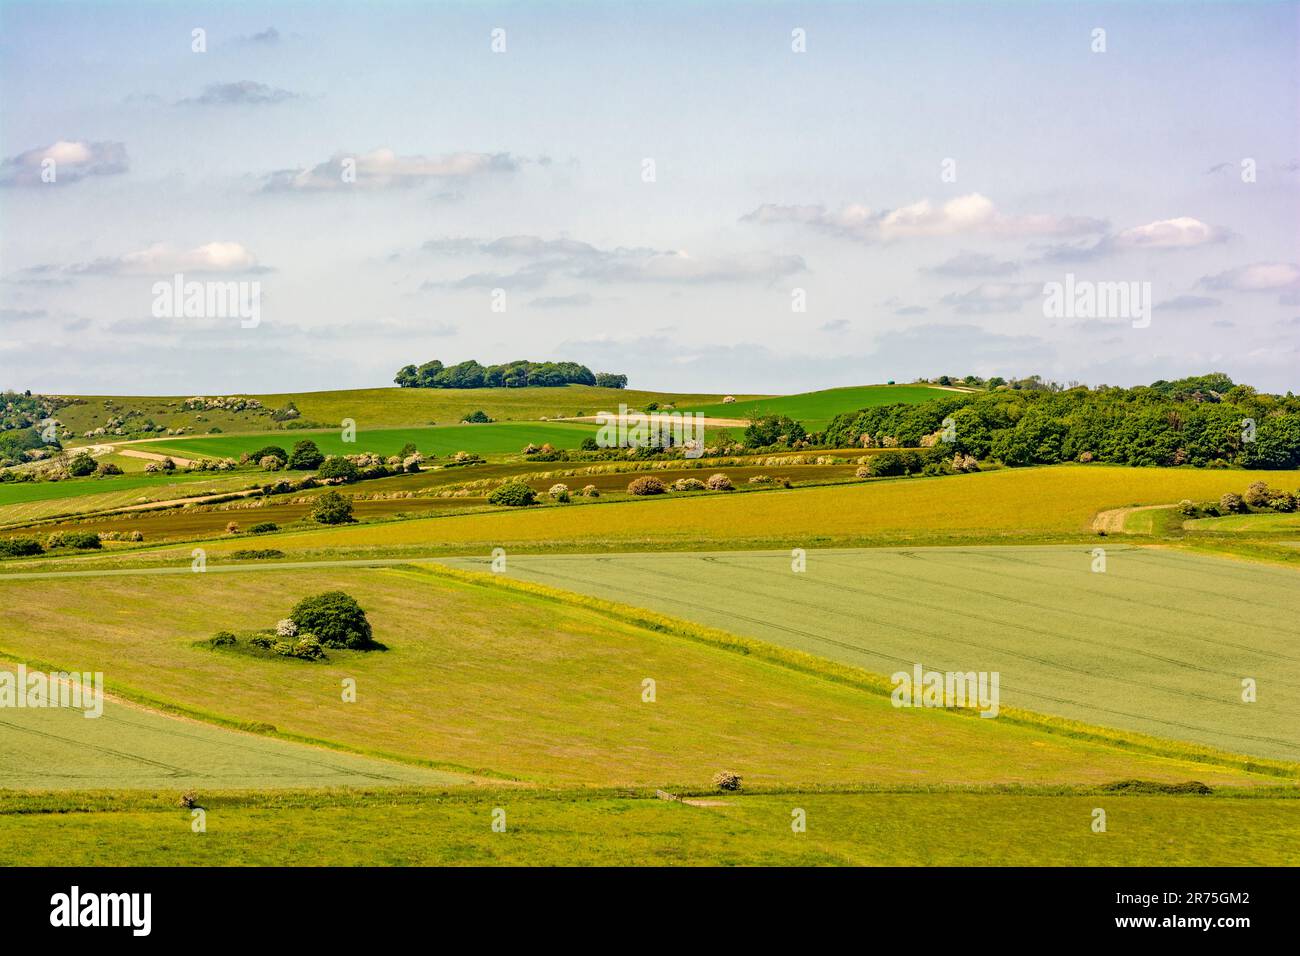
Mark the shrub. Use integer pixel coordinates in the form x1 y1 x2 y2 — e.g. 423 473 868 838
747 474 775 485
462 410 494 423
705 473 733 491
1243 481 1271 508
248 634 275 649
67 452 97 476
287 439 324 470
1177 499 1199 517
259 455 283 471
249 445 288 464
311 490 354 524
96 461 123 476
249 521 279 534
1219 492 1246 514
290 635 326 660
318 456 361 483
226 521 240 534
489 481 538 506
48 531 100 550
869 451 907 477
0 537 43 558
230 549 285 560
399 442 418 457
130 530 144 542
275 619 298 638
1269 491 1297 513
627 476 665 495
548 483 571 502
673 477 706 491
209 631 237 647
580 484 600 497
712 770 742 792
289 591 375 649
580 437 599 451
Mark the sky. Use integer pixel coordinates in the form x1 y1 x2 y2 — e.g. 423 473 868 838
1 0 1297 395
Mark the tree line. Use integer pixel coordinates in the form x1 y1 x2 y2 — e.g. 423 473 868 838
393 359 627 389
819 373 1300 469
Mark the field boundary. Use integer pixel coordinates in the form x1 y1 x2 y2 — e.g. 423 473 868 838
403 562 1300 781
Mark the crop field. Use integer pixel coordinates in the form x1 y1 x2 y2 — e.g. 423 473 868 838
0 472 258 526
443 546 1300 762
0 668 464 789
132 421 601 462
680 384 958 428
159 465 1300 560
0 564 1272 789
1 789 1295 867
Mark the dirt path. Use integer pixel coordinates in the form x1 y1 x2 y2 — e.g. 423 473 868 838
1090 504 1173 534
115 448 197 468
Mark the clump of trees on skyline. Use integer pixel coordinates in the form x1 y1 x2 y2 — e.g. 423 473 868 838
394 359 626 390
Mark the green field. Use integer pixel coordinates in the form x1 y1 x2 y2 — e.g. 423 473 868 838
133 421 600 461
2 789 1294 866
55 385 765 438
443 546 1300 762
0 563 1272 788
681 384 960 429
0 669 465 789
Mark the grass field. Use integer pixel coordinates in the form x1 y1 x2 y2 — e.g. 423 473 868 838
0 472 258 526
0 564 1273 788
680 384 959 429
133 421 600 461
55 385 766 438
1 789 1294 866
157 465 1300 559
444 546 1300 762
0 668 464 789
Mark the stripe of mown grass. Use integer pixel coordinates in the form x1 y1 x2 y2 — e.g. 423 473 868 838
403 563 1300 781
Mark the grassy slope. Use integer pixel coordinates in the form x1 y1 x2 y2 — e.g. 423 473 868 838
443 546 1300 762
161 465 1300 559
54 385 768 438
681 384 958 428
1 789 1294 866
0 669 464 789
0 565 1268 789
134 421 599 461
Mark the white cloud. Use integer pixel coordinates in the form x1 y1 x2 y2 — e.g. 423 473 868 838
264 149 518 191
69 242 264 276
743 193 1107 243
1201 262 1300 292
1114 217 1226 249
0 140 128 187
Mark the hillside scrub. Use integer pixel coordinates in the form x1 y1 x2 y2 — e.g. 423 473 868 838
820 373 1300 469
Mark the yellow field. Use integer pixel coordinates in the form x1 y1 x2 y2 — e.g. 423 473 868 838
177 465 1300 556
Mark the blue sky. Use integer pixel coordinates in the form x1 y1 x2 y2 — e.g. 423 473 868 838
1 0 1297 394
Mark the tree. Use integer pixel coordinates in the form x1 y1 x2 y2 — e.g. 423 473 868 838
289 591 375 649
461 410 493 423
249 445 288 463
596 372 628 389
742 415 807 449
68 452 96 477
488 481 537 506
310 490 354 524
317 456 361 483
287 439 324 470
